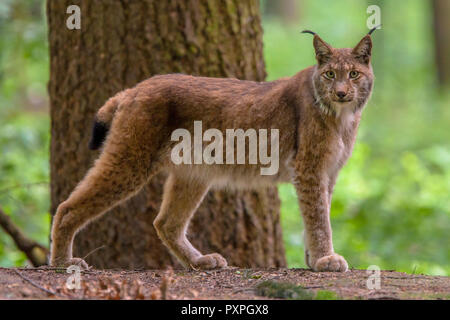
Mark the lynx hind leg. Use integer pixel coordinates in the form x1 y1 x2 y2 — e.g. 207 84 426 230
153 173 227 270
50 125 160 269
50 155 153 269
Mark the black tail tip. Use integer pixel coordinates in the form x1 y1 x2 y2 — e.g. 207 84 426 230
88 119 109 150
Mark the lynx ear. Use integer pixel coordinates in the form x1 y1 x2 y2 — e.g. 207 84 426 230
301 30 333 65
352 35 372 64
313 35 334 65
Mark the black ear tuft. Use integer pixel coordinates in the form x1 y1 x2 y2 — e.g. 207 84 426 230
301 30 316 36
368 24 381 35
88 119 109 150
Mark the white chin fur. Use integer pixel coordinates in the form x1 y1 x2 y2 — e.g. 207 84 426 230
331 101 356 118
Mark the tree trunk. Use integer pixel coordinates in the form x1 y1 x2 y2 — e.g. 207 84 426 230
432 0 450 87
47 0 286 269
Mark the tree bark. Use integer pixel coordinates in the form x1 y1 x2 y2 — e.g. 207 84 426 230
432 0 450 87
47 0 286 269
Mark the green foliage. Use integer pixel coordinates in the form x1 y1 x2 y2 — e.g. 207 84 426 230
255 280 339 300
256 280 315 300
314 290 339 300
0 0 448 276
0 112 50 267
0 0 50 267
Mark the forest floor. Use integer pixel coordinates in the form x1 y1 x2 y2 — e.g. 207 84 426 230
0 267 448 300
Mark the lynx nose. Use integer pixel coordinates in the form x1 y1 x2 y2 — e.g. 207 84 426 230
336 91 347 99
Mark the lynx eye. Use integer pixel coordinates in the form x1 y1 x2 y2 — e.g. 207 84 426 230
324 70 335 79
349 70 360 79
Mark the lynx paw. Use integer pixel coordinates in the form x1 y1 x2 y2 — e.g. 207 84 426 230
313 254 348 272
191 253 228 270
51 257 90 270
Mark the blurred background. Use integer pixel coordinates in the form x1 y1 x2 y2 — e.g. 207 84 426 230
0 0 448 275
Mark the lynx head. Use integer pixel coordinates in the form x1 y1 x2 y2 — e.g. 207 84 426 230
303 28 378 117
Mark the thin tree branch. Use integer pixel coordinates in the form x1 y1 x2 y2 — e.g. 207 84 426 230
0 207 48 266
13 269 59 297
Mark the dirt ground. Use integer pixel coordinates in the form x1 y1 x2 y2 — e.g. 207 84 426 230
0 267 448 300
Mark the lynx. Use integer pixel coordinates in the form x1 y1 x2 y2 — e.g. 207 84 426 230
50 28 377 272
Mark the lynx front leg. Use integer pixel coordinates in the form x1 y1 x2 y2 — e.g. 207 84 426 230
153 173 227 270
294 172 348 272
